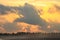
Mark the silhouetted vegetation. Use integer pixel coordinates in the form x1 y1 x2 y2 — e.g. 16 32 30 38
0 32 60 37
0 32 60 40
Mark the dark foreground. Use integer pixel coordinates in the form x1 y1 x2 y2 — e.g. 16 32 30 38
0 32 60 40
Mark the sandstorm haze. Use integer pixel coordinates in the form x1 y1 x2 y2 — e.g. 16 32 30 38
0 0 60 33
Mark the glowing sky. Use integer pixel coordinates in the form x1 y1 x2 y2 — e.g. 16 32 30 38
0 0 60 33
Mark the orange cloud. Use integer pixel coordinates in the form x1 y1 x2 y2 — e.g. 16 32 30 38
0 18 7 24
53 30 59 33
47 25 51 29
0 12 23 23
0 27 6 33
30 25 40 33
17 22 30 32
16 22 46 33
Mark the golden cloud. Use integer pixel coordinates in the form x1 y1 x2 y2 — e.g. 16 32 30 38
16 22 46 33
39 4 60 23
0 12 24 23
0 0 60 33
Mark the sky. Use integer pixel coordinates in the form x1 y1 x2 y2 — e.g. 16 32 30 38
0 0 60 33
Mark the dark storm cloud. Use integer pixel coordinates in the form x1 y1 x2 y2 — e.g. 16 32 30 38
0 4 10 14
14 3 49 30
0 4 17 15
0 4 48 29
9 3 60 33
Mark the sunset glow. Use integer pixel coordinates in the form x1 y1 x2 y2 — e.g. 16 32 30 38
0 0 60 33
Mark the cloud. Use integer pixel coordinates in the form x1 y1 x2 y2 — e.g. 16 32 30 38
0 27 6 33
0 4 12 15
40 4 60 23
0 4 23 23
14 3 48 29
0 3 60 33
54 4 60 12
16 22 45 33
0 22 46 33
